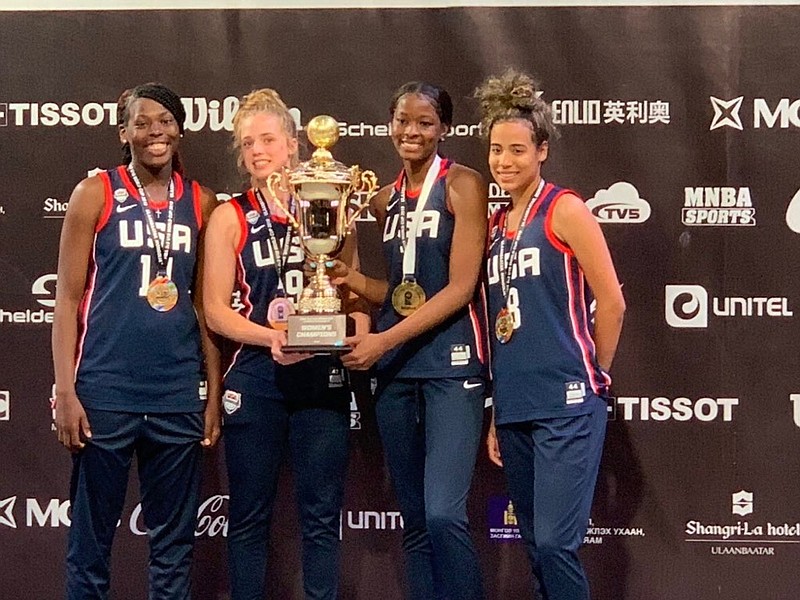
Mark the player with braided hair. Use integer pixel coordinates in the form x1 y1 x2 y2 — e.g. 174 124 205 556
53 82 221 599
202 88 368 600
475 69 625 600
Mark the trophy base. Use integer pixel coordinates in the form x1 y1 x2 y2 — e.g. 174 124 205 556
283 313 352 354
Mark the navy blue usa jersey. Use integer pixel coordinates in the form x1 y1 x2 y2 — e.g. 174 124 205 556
376 159 488 379
75 166 204 413
486 182 610 424
223 189 306 394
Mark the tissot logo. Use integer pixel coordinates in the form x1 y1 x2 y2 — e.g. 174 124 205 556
732 490 754 516
0 391 9 421
586 182 650 223
615 396 738 422
0 97 296 133
0 496 17 528
665 284 792 328
709 96 744 130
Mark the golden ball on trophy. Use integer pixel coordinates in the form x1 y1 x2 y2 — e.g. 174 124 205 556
306 115 340 150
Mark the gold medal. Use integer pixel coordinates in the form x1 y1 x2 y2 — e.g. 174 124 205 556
267 295 295 330
147 276 179 312
495 307 515 344
392 279 426 316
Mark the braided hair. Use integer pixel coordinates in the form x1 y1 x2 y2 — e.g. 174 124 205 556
117 83 186 172
474 69 558 146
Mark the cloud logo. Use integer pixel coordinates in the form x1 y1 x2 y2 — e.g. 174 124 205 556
586 182 651 223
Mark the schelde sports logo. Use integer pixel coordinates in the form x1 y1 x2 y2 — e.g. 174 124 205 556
586 182 650 223
0 274 57 325
710 96 800 130
665 284 792 328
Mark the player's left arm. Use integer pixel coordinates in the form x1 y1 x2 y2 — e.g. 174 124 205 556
339 224 370 336
550 193 625 372
194 186 222 448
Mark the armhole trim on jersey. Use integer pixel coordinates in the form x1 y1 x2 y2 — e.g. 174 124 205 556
232 201 248 255
544 190 575 256
95 171 114 232
192 181 203 228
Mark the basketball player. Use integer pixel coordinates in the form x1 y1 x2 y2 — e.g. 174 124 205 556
476 69 625 600
202 88 368 600
332 82 488 600
52 83 221 600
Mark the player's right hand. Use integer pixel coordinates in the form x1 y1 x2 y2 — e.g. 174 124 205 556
55 391 92 453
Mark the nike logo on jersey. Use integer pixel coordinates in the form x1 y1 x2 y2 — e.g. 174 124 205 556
250 224 266 234
116 204 136 214
463 381 482 390
386 198 400 212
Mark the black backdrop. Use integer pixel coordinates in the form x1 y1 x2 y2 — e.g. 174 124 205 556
1 5 799 599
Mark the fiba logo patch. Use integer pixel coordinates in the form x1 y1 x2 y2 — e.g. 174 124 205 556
0 391 9 421
665 285 708 328
732 490 753 516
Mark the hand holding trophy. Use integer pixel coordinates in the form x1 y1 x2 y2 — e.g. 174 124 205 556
266 115 378 352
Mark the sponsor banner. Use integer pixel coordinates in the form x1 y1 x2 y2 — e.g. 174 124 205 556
665 285 792 329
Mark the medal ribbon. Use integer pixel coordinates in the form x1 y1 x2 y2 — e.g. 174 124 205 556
498 178 546 304
127 164 175 277
254 188 295 293
399 154 443 281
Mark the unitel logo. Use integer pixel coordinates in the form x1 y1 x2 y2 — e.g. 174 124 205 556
665 284 792 328
790 394 800 428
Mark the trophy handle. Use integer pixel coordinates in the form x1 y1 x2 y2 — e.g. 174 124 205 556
345 169 380 230
265 170 301 230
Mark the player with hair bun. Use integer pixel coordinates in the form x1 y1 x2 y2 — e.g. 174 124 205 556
53 82 221 600
475 69 625 600
202 88 368 600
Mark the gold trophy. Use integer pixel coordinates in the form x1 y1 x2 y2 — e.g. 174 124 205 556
266 115 378 352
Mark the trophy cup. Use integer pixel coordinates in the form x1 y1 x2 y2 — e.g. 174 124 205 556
266 115 378 352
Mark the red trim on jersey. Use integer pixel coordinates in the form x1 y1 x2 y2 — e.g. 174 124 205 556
563 253 601 394
192 181 203 228
95 172 114 232
246 189 260 212
468 300 486 365
118 165 185 210
244 188 289 224
231 201 249 255
544 189 576 255
74 239 100 372
223 254 256 378
393 157 451 198
504 182 554 239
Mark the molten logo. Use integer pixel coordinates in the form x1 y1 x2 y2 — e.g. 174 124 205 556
709 96 744 130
